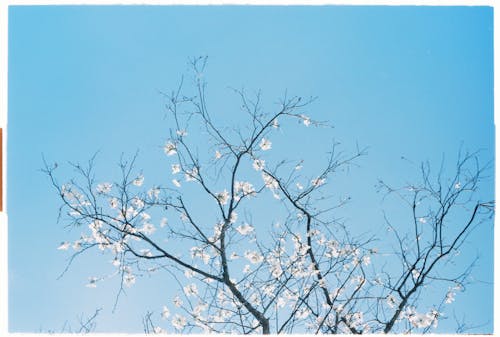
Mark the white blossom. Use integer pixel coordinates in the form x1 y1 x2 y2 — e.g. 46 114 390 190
161 306 171 319
57 242 70 250
124 273 136 287
407 308 439 329
262 172 278 189
259 138 272 151
445 290 456 304
86 277 99 288
386 294 397 308
160 217 168 228
183 283 199 297
173 295 183 307
296 307 311 319
185 167 198 182
229 211 238 223
216 190 230 205
72 240 81 251
140 223 156 235
109 197 119 209
96 182 112 194
176 129 188 137
234 181 256 196
252 159 265 171
190 246 211 264
153 326 165 334
171 164 181 174
133 174 144 186
311 177 326 187
164 141 177 156
215 150 222 159
172 179 181 187
133 197 144 209
302 115 311 126
244 250 264 264
171 314 187 331
184 269 194 278
236 223 254 235
272 118 279 128
362 255 371 266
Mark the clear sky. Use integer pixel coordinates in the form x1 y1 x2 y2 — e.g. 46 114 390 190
8 5 494 333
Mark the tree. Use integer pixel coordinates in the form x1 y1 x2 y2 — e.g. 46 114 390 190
44 57 493 334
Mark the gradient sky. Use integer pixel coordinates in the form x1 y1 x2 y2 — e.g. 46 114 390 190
8 5 494 333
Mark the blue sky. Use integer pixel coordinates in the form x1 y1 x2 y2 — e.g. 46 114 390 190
7 5 494 333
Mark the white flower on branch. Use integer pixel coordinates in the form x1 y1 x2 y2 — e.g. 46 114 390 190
171 314 187 331
109 197 119 209
418 217 427 224
250 293 261 306
171 164 181 174
445 290 456 304
301 115 311 126
272 118 279 128
153 326 165 334
133 197 145 209
111 257 121 267
161 306 171 319
259 138 272 151
96 182 112 194
185 167 198 182
406 307 439 329
57 242 70 250
72 240 81 251
252 159 265 171
311 177 326 187
234 181 256 196
236 223 254 235
173 295 183 307
215 150 222 159
160 217 168 228
262 172 278 189
454 182 461 189
192 303 208 317
296 307 311 319
140 249 153 257
386 294 397 308
133 174 144 186
275 296 286 309
190 246 211 264
86 277 99 288
176 129 188 137
172 179 181 187
229 211 238 223
362 255 371 266
184 269 194 278
216 190 230 205
163 141 177 156
244 250 264 264
183 283 199 297
124 273 136 287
